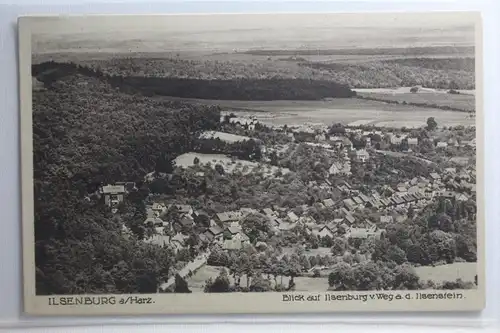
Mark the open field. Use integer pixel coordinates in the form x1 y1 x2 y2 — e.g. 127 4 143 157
199 131 253 143
187 265 330 293
356 90 475 112
354 87 475 96
174 152 290 177
162 97 476 129
187 262 477 293
414 262 477 284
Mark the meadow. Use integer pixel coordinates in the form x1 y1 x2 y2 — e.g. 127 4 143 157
187 265 330 293
187 262 477 293
164 97 476 129
174 152 290 177
414 262 477 285
356 90 475 113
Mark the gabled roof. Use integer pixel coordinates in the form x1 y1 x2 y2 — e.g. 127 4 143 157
144 217 164 225
226 225 243 235
312 225 335 237
391 196 403 205
279 222 297 231
174 204 192 213
179 217 194 227
430 172 441 180
287 211 299 222
352 196 364 205
223 239 243 250
101 185 126 194
340 208 351 216
171 233 188 244
216 211 242 222
323 198 335 208
403 194 416 202
410 192 422 200
198 233 210 243
262 208 275 216
380 215 393 223
359 194 371 203
208 225 224 235
240 208 258 215
193 210 209 217
345 214 355 225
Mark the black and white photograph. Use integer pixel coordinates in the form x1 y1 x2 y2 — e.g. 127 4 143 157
20 12 483 314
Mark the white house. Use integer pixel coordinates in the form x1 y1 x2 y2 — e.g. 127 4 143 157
312 225 335 238
225 226 250 242
407 138 418 147
352 149 370 163
287 211 299 223
436 142 448 149
101 184 126 208
390 136 404 145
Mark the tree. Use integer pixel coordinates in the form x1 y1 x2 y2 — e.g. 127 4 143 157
250 272 272 292
387 245 407 265
328 123 346 135
155 154 175 174
328 262 352 290
321 235 334 248
426 117 438 131
174 274 191 293
331 237 347 255
205 268 231 292
454 234 477 262
149 178 171 194
392 264 421 290
427 230 457 264
215 164 225 175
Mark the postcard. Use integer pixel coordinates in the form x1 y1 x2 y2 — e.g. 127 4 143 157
19 12 484 315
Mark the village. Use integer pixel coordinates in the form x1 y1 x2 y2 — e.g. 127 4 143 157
96 113 477 292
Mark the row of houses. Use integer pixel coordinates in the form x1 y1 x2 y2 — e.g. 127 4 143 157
221 115 259 130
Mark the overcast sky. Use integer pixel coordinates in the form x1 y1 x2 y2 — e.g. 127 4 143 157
28 12 478 54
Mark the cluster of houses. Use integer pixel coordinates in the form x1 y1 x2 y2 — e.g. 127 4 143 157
259 203 388 241
304 124 475 155
142 203 258 252
140 196 394 254
141 158 475 253
100 182 136 213
221 114 259 131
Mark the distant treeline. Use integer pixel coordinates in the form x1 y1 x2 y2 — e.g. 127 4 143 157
240 46 475 57
383 57 475 72
32 61 356 101
355 95 475 113
297 59 475 90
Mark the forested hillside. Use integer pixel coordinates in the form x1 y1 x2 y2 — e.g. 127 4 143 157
71 51 475 90
33 61 356 101
33 71 220 294
299 60 474 90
